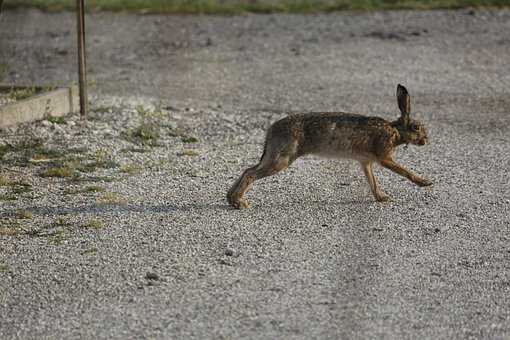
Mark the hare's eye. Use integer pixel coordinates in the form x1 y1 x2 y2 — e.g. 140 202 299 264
410 123 420 132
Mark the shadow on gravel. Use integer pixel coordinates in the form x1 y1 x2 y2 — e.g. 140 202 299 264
1 198 379 219
1 202 231 218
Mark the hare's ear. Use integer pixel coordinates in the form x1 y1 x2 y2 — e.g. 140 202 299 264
396 84 411 121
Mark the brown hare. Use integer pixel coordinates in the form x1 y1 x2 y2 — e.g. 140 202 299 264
227 84 432 209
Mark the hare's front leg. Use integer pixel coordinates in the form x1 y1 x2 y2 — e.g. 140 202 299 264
379 158 432 187
361 161 389 202
227 153 291 209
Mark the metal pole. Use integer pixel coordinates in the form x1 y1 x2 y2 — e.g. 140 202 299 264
76 0 87 118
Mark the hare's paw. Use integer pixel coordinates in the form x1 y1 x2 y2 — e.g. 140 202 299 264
231 197 250 210
416 178 433 187
227 191 250 209
375 193 390 202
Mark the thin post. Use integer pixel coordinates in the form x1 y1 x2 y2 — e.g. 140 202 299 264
76 0 87 118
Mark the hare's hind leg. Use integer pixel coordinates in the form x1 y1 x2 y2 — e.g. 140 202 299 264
361 161 389 202
227 143 294 209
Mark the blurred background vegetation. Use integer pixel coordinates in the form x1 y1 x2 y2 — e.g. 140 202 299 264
3 0 510 14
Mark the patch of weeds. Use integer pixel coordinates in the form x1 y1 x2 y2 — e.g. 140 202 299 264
41 85 57 93
0 175 9 186
47 116 66 124
48 228 68 245
1 139 86 170
39 165 76 178
0 220 21 236
178 149 200 157
0 138 45 161
181 135 199 143
0 193 17 201
46 217 73 244
15 210 33 220
64 185 106 195
0 226 19 236
81 247 98 255
97 192 127 205
54 216 71 227
120 164 142 175
136 105 151 116
38 150 118 178
86 185 106 193
92 105 115 114
7 87 38 101
124 123 161 147
83 218 104 230
88 150 119 170
11 182 32 195
28 148 71 165
87 78 98 89
75 160 119 173
136 105 166 119
0 180 32 201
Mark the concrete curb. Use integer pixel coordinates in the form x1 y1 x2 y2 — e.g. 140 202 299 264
0 85 79 127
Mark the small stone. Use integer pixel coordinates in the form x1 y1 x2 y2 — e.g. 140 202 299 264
145 272 159 280
218 259 232 266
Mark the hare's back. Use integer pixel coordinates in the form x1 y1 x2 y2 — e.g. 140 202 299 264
296 112 390 158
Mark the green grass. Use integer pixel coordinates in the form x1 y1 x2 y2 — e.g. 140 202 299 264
4 0 509 14
7 87 38 101
47 116 66 124
123 123 161 146
97 192 127 205
181 135 199 144
83 218 104 229
39 165 76 178
120 164 143 175
0 177 33 201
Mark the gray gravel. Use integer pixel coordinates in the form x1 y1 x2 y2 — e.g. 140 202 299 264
1 8 510 340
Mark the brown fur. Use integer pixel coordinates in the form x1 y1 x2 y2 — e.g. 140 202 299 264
227 84 431 209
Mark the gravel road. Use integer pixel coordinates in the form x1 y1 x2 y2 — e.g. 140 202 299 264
1 8 510 340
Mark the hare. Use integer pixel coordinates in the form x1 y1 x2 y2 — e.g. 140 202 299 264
227 84 432 209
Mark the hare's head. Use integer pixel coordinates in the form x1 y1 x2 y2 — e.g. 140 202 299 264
394 84 428 146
